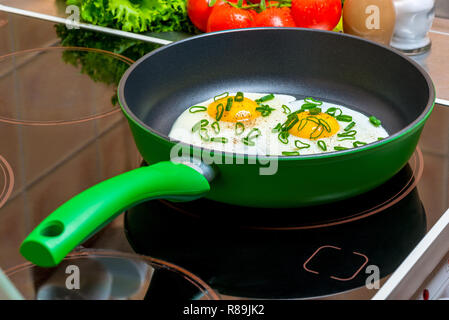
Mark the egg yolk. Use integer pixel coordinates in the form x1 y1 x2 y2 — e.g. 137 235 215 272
288 112 340 140
207 96 260 122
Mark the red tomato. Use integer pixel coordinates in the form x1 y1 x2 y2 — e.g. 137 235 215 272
207 2 255 32
253 7 296 27
187 0 240 31
291 0 341 31
187 0 215 32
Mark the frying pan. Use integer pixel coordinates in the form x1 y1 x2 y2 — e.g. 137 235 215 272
20 28 434 267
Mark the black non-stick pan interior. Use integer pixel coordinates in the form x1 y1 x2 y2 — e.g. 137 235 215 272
122 28 432 137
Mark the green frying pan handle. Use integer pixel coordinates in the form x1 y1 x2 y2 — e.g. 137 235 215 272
20 161 210 267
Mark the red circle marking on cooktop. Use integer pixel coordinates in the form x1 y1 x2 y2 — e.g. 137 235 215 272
0 47 134 126
0 155 14 209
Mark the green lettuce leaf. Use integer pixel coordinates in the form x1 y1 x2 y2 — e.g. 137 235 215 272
67 0 195 33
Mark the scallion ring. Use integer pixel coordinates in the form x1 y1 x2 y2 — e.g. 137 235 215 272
282 151 300 156
317 140 327 151
282 105 291 114
199 128 210 142
344 121 356 131
326 107 342 117
304 97 323 106
353 141 367 148
334 146 349 151
318 119 331 132
192 119 209 132
338 137 356 141
211 121 220 134
211 137 228 144
189 106 207 113
301 103 318 110
255 94 274 103
278 131 289 144
337 130 357 137
256 104 276 117
308 107 322 115
310 126 324 140
225 97 233 111
295 140 310 150
235 91 244 102
235 122 245 135
271 123 282 133
215 103 224 121
213 92 229 101
336 115 353 122
369 116 382 127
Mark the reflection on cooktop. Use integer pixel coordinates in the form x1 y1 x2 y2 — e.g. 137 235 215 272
125 163 427 299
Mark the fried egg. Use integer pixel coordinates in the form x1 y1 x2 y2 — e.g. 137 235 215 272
168 92 389 156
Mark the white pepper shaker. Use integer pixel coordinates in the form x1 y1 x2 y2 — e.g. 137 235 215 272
391 0 436 55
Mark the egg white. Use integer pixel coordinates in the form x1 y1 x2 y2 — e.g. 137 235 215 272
168 93 389 156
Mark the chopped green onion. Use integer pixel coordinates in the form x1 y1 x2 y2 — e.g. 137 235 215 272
353 141 367 148
242 138 255 146
337 130 357 137
225 97 233 111
283 115 299 131
235 122 245 135
326 107 342 117
295 140 310 150
306 116 320 125
199 128 210 142
272 123 282 133
338 137 356 141
310 126 324 139
242 128 261 146
235 91 244 102
215 103 224 121
282 105 291 114
318 119 331 132
256 104 276 117
278 131 289 144
282 151 300 156
255 94 274 103
317 140 327 151
301 103 318 110
304 97 323 106
246 128 261 139
214 92 229 101
211 137 228 144
369 116 382 127
297 118 307 132
192 119 209 132
344 121 356 131
336 115 353 122
378 137 385 141
189 106 207 113
334 146 349 151
308 107 322 115
211 121 220 134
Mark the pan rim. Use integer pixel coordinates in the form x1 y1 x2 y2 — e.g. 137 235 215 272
118 27 435 162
